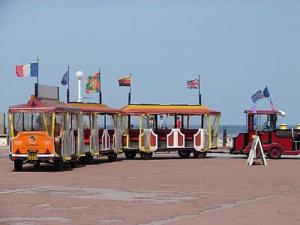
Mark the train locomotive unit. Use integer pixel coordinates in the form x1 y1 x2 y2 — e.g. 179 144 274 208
231 109 300 159
8 96 80 171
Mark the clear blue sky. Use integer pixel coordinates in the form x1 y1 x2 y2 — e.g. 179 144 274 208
0 0 299 125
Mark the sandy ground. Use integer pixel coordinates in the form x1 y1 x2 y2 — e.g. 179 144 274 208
1 148 300 225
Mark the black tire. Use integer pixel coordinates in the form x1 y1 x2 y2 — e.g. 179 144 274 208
193 151 207 158
86 154 93 164
124 151 137 160
79 156 87 164
70 160 77 168
268 147 282 159
14 160 23 172
54 160 64 171
33 161 40 167
108 153 117 162
140 152 153 160
178 150 191 158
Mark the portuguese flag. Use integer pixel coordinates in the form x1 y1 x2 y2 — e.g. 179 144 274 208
118 74 131 87
86 72 100 93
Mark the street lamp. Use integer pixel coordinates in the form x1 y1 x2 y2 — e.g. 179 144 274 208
75 70 84 102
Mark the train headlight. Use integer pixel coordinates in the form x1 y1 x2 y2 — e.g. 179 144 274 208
278 110 286 117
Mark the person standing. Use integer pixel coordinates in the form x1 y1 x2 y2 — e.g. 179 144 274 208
176 116 182 129
159 115 167 129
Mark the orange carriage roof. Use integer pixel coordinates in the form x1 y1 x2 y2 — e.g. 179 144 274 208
9 97 80 113
67 102 120 114
121 104 220 115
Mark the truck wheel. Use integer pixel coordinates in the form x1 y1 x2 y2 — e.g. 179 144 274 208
178 150 191 158
193 151 207 158
268 147 282 159
108 153 117 162
54 160 64 171
125 151 137 160
140 152 153 160
14 160 23 172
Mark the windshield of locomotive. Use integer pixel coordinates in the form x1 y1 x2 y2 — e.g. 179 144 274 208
13 112 53 135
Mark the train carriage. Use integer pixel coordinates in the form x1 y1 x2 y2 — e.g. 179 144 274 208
67 102 123 163
121 104 221 160
8 96 80 171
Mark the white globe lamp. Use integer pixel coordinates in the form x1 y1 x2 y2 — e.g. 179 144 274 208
75 70 84 102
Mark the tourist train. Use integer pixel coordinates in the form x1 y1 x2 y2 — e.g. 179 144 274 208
10 83 297 172
8 85 220 171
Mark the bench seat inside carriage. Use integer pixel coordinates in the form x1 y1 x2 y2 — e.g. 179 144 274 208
126 128 200 143
73 129 115 145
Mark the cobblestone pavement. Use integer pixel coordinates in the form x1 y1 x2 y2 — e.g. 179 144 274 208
1 151 300 225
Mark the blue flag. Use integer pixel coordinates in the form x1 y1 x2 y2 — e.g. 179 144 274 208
263 86 270 98
61 70 69 86
251 90 265 103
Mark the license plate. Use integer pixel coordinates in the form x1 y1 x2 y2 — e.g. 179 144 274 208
28 150 38 161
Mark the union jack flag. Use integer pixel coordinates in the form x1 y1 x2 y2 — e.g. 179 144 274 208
187 79 200 89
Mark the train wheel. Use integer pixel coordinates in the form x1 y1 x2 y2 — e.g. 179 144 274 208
14 160 23 172
79 157 87 164
178 150 191 158
54 160 64 171
140 152 153 160
86 155 93 164
193 151 207 158
268 147 282 159
70 160 77 168
125 151 137 160
33 161 40 167
108 153 117 162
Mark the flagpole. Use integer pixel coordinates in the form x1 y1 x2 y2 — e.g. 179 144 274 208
37 57 39 85
128 85 131 105
67 66 70 103
99 68 102 104
199 74 204 128
198 74 201 105
128 73 132 105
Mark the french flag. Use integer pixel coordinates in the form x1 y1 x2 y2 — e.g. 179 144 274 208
16 63 38 77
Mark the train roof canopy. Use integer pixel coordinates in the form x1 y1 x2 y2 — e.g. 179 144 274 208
9 97 80 113
121 104 220 115
67 102 120 114
244 109 281 115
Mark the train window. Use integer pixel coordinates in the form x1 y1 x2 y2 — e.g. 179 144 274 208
106 115 114 130
13 112 22 132
13 112 52 133
71 114 78 130
55 114 64 129
129 116 139 129
182 115 201 129
98 114 113 129
253 115 272 131
82 115 91 129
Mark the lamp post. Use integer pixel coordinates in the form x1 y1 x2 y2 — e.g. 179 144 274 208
75 70 84 102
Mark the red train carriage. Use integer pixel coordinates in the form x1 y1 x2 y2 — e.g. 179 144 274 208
121 104 221 160
9 96 80 171
67 102 123 163
231 109 300 159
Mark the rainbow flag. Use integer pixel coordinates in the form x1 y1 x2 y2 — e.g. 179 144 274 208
86 72 100 93
118 74 131 86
